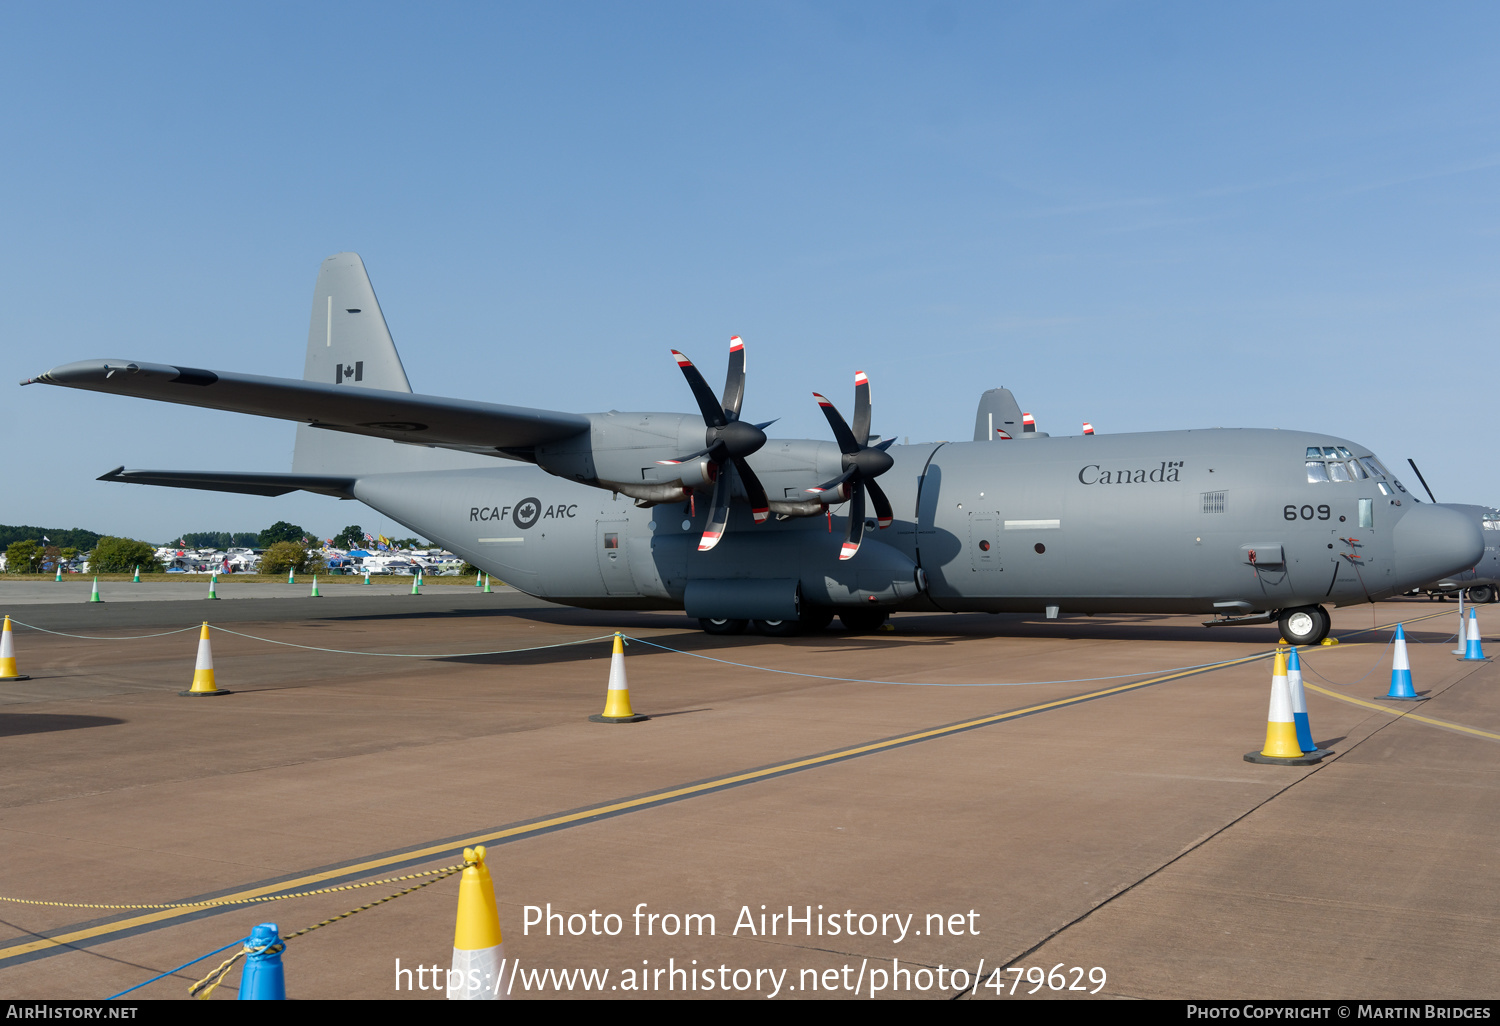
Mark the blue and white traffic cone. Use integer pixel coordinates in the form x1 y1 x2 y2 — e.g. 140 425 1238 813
449 847 508 1000
1382 624 1424 700
1246 648 1323 764
1285 647 1323 755
237 923 286 1000
1461 609 1488 661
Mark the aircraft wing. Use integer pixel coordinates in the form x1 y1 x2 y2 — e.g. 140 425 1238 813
25 359 591 453
96 466 359 498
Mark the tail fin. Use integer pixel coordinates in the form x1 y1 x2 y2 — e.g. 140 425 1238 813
300 253 412 392
973 387 1023 441
292 254 495 475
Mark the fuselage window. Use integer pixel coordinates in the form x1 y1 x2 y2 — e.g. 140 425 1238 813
1359 498 1374 528
1377 482 1392 496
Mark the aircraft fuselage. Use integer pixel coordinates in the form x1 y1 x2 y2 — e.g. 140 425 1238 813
351 427 1477 618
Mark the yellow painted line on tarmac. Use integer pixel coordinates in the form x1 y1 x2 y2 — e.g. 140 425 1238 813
0 605 1465 965
1301 681 1500 743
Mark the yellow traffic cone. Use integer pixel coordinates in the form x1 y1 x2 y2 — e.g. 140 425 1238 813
589 633 648 723
1245 648 1322 764
448 846 508 1000
0 616 29 681
180 623 230 697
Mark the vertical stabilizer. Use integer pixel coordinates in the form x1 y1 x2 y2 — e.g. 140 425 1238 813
292 253 496 475
973 388 1024 441
300 253 412 392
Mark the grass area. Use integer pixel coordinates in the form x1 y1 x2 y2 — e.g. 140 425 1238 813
3 573 495 586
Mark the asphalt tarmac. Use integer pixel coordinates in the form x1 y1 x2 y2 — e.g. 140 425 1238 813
0 583 1494 1001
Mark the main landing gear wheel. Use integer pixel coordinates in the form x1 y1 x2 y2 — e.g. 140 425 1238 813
839 608 888 634
754 619 803 637
1468 585 1496 605
799 607 836 634
699 618 748 636
1277 605 1330 646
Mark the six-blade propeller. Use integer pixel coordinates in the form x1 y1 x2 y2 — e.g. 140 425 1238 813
660 337 773 552
810 371 896 560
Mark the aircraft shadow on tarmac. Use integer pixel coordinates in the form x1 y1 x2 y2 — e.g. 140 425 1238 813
0 714 124 738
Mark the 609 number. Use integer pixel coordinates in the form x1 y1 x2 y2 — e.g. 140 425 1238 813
1285 504 1331 521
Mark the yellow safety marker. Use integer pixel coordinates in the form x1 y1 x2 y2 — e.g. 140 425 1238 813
1245 647 1324 765
449 847 508 1000
0 616 29 681
180 623 230 697
590 633 648 723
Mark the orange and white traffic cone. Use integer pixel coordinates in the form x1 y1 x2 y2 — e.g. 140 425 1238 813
180 623 230 697
0 616 29 681
589 633 648 723
448 846 508 1000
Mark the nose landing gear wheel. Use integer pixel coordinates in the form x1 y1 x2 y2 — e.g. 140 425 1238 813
1277 605 1330 646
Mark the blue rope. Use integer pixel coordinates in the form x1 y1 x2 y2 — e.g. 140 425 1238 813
108 936 247 999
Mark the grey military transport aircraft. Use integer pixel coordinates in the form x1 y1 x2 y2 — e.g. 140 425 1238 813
23 254 1484 646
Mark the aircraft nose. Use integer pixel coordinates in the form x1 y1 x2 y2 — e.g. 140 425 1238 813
1392 503 1484 588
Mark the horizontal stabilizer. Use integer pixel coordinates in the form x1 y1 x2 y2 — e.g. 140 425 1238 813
97 466 358 498
28 360 591 454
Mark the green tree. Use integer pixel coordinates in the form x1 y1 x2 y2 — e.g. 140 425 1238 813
89 537 160 574
257 521 308 547
333 525 365 550
5 540 41 574
259 541 326 576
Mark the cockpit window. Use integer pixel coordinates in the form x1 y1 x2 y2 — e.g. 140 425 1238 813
1348 460 1368 480
1328 461 1351 482
1306 461 1330 483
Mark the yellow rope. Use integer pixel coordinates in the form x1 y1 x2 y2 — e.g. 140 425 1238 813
189 860 469 999
0 862 466 911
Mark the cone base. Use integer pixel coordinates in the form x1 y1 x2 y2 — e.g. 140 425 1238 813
1244 749 1326 765
589 713 649 723
1459 655 1490 662
1377 694 1427 701
0 675 31 681
179 689 232 697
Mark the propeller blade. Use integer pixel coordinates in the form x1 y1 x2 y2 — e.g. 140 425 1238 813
657 447 713 466
806 468 856 494
813 392 859 454
672 351 728 428
698 467 731 552
840 484 866 561
852 371 871 448
1407 458 1438 504
866 477 893 528
721 336 746 421
731 456 770 524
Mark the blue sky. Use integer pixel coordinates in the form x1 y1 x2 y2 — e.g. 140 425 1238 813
3 2 1497 542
